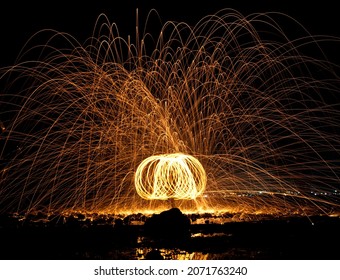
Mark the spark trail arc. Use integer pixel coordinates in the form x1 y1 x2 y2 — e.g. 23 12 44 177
0 9 340 215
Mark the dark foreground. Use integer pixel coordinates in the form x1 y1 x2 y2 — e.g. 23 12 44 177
0 211 339 260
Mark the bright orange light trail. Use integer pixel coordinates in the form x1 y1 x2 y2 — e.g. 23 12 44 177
0 10 340 216
135 153 206 200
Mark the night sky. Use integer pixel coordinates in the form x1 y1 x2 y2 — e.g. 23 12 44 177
0 0 340 213
1 0 340 68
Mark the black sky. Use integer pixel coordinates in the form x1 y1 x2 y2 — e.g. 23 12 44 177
0 0 340 207
1 0 340 68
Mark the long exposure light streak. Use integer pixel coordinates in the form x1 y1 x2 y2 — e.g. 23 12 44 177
0 9 340 216
135 153 206 200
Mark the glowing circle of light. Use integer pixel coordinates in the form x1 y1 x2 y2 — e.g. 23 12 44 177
134 153 207 200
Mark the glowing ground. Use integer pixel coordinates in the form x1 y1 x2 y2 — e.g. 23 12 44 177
0 210 339 260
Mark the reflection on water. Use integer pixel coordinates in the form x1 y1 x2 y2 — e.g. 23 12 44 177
191 232 232 238
135 232 236 260
1 212 339 260
79 246 265 260
136 235 210 259
135 247 264 260
136 247 209 260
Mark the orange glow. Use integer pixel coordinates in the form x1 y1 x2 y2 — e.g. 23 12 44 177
0 10 340 216
135 153 206 200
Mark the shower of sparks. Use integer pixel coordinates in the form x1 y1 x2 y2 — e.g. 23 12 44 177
0 10 340 216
